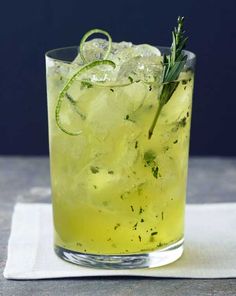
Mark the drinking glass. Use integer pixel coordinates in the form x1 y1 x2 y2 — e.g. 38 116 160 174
45 46 196 269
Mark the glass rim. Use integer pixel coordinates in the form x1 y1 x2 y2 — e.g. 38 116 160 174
45 45 196 65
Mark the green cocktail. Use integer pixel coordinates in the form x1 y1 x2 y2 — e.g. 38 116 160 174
46 18 195 268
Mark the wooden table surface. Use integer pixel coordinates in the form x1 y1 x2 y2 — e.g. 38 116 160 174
1 156 236 296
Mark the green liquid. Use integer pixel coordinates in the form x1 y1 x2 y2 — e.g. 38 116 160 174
47 65 193 255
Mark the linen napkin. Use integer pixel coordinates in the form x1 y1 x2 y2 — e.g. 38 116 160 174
4 203 236 279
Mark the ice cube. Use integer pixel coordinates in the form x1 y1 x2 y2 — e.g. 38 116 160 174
133 44 161 57
110 41 133 55
108 46 138 66
72 38 110 65
80 64 117 83
85 88 120 138
117 55 163 83
109 43 160 65
70 39 163 84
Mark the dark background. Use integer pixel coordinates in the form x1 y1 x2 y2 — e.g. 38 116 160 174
1 0 235 155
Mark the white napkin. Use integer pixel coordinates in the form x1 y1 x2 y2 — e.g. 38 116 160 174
4 203 236 279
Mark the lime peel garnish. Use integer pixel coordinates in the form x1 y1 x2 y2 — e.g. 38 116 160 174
79 80 133 88
79 29 112 64
55 60 116 136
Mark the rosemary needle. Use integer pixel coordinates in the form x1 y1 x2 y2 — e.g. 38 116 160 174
148 16 188 139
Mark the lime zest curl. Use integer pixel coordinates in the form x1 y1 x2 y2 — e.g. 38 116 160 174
79 29 112 64
55 60 116 136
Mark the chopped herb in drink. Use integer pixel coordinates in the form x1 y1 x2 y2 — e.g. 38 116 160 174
172 116 188 132
65 93 86 120
128 76 133 83
133 222 138 230
90 166 99 174
139 207 144 214
179 117 187 127
151 232 158 236
114 223 120 230
144 150 156 165
152 166 159 179
124 114 135 122
81 80 93 89
144 150 159 179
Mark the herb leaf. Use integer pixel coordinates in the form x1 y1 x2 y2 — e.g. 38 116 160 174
144 150 159 179
90 166 99 174
148 16 188 139
144 150 156 165
65 93 86 120
80 80 93 89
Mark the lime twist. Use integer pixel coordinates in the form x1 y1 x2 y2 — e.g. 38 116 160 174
55 29 115 136
79 29 112 63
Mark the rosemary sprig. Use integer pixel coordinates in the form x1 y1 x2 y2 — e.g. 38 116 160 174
148 16 188 139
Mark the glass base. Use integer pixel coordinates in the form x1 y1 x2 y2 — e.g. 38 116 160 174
54 238 184 269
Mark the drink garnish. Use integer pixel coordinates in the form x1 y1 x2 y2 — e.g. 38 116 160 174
79 29 112 63
55 18 188 136
148 16 188 139
144 150 159 178
55 59 115 135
